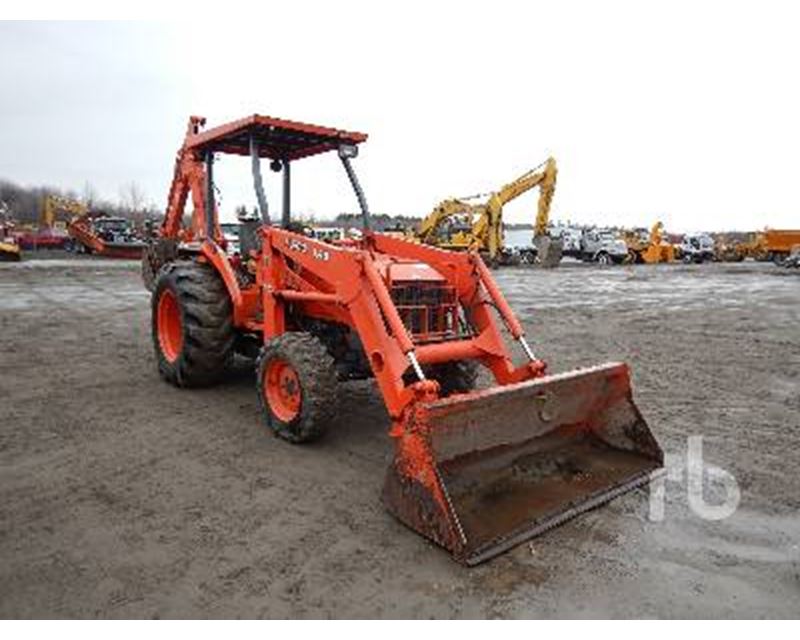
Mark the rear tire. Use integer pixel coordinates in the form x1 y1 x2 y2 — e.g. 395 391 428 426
141 251 157 292
151 261 234 387
257 333 338 443
428 360 479 397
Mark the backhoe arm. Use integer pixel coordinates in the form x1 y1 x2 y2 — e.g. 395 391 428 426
533 157 557 237
481 157 558 260
41 195 87 228
160 116 222 243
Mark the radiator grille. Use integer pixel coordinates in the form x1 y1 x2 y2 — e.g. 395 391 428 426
390 281 468 343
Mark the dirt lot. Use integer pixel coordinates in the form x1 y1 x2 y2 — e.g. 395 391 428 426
0 256 798 618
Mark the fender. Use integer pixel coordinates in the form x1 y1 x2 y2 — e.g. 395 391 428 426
200 240 245 324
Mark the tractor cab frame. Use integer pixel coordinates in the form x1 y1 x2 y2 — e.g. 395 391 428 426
181 114 370 241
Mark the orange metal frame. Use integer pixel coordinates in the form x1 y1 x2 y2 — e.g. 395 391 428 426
231 228 546 420
157 114 548 420
66 216 144 259
161 117 222 244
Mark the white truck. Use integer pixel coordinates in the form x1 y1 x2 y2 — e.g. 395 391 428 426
565 229 629 264
678 233 714 263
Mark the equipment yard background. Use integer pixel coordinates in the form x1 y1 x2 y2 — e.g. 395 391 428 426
1 257 798 618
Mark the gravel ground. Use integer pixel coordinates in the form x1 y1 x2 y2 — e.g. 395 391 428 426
0 256 798 618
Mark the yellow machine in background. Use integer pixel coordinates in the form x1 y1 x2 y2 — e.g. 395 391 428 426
416 157 561 266
714 234 755 262
41 194 87 229
0 227 20 261
416 199 481 251
0 202 21 261
527 157 561 266
625 221 675 263
716 229 800 263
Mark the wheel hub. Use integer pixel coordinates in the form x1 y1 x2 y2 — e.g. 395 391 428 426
157 289 183 363
264 358 302 422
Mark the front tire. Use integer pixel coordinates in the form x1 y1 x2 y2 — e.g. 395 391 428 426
257 333 338 443
152 261 234 387
427 360 479 397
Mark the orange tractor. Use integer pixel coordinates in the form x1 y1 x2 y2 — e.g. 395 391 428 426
143 114 663 564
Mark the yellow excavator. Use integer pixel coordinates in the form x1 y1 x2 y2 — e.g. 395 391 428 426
41 194 87 229
416 157 562 267
0 201 21 262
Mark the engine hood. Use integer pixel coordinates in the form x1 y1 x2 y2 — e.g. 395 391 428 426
376 257 446 284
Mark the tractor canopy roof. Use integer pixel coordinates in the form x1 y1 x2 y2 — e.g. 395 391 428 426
186 114 368 162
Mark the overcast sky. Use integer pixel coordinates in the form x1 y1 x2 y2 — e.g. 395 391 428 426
1 4 798 231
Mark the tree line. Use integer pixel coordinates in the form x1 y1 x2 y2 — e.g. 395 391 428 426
0 177 161 226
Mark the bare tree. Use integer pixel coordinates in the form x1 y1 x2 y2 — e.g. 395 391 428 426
82 181 98 210
119 181 146 215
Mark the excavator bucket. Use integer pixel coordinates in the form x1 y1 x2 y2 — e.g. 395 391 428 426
533 235 563 268
383 362 663 565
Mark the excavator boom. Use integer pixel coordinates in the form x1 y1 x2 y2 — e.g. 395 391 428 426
417 157 562 266
40 195 87 229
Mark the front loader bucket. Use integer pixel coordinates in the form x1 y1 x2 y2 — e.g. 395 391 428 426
383 362 662 565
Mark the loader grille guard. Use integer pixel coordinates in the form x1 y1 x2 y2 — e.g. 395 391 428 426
146 114 663 564
391 280 467 343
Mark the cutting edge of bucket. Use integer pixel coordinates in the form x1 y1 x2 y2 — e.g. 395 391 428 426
460 465 664 565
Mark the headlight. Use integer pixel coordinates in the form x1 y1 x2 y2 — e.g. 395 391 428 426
338 144 359 159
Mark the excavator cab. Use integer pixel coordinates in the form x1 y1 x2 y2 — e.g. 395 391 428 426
146 114 663 564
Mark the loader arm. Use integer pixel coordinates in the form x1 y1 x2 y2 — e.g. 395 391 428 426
259 228 547 417
366 234 659 563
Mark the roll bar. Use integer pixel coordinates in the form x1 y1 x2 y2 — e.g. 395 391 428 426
248 138 372 231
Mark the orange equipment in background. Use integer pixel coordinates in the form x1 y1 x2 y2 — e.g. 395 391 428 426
67 214 145 259
761 229 800 263
626 221 675 263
